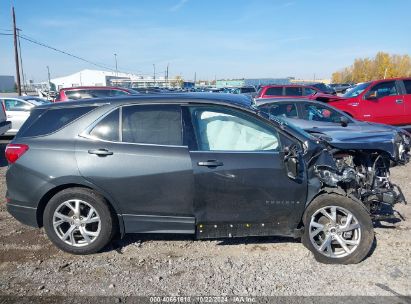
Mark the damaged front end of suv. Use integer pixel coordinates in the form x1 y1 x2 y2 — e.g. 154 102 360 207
305 129 409 221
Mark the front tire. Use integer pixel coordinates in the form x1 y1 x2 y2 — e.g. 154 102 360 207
43 188 115 254
302 194 374 264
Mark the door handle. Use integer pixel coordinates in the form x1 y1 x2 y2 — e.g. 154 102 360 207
197 160 224 167
88 149 113 156
396 99 403 104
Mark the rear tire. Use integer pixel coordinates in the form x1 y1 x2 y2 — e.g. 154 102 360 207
302 194 374 264
43 187 115 254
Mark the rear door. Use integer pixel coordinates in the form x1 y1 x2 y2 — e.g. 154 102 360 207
75 104 195 234
361 80 404 125
184 105 307 238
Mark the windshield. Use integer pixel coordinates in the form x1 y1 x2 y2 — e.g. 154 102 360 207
343 82 371 98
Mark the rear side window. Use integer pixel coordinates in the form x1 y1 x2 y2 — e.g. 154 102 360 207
403 80 411 94
265 87 283 96
89 109 120 141
285 87 303 96
122 105 182 146
18 106 96 138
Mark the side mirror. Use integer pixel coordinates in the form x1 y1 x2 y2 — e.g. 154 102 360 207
366 91 377 100
283 146 299 180
285 157 298 179
340 116 349 127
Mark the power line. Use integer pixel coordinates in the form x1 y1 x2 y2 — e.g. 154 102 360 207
18 34 117 72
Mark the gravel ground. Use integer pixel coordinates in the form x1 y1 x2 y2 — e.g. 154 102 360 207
0 138 410 297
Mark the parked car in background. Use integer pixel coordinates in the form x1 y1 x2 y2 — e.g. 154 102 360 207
310 83 336 95
231 86 257 96
328 78 411 128
0 100 11 136
329 83 353 94
255 98 411 164
55 86 139 102
5 93 406 264
1 96 51 136
256 84 338 102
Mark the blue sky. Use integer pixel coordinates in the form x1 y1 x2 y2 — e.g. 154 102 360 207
1 0 410 82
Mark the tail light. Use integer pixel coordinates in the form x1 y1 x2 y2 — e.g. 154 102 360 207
5 144 29 164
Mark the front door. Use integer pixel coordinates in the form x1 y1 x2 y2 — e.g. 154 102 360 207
361 80 404 125
183 105 307 238
75 104 195 234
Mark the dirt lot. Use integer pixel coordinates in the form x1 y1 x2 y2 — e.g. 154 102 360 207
0 138 410 297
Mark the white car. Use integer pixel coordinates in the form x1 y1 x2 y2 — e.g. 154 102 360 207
0 96 51 136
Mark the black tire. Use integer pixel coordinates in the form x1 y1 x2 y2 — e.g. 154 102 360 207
43 187 115 254
301 194 374 264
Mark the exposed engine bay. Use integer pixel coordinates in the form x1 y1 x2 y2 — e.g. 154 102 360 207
314 149 407 220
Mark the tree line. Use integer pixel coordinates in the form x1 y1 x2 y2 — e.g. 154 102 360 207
331 52 411 84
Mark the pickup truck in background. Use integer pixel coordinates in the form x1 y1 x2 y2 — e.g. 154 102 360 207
328 78 411 128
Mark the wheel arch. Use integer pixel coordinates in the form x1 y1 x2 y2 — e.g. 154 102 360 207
36 183 123 236
299 187 369 228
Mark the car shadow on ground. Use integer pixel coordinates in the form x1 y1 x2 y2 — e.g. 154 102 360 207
108 233 298 253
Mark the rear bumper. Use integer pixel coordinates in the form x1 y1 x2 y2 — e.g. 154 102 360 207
0 120 11 136
6 202 39 227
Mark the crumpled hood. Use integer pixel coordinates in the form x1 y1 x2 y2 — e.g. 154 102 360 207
308 129 409 162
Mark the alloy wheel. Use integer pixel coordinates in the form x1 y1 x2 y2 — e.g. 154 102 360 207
309 206 361 258
53 199 101 247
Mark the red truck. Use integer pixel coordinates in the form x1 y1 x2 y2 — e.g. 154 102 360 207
329 78 411 127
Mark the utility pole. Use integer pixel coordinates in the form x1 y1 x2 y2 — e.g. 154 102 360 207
194 72 196 86
114 53 118 77
12 6 21 96
153 64 156 86
384 67 388 79
47 66 51 89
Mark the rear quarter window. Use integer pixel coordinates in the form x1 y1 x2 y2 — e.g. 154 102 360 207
17 106 97 138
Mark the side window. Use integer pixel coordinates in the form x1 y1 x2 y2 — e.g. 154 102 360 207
303 103 347 123
110 90 129 96
189 106 280 152
265 87 283 96
122 105 182 145
89 109 119 141
303 88 316 96
285 87 303 96
369 81 398 98
403 80 411 94
4 99 30 111
259 103 298 118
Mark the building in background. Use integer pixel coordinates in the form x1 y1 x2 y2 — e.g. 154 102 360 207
50 69 181 89
0 75 15 92
290 78 331 84
216 78 293 88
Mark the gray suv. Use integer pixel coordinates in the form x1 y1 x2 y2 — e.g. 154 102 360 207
5 94 406 264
